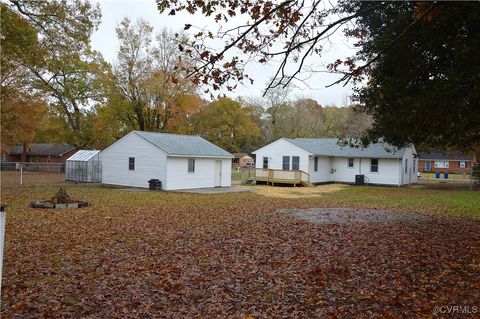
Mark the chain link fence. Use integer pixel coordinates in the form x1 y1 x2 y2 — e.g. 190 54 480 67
0 162 66 188
417 171 479 189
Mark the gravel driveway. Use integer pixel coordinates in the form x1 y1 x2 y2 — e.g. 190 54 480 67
279 207 427 224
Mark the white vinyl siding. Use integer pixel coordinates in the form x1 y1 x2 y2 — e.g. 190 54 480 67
253 138 417 186
165 157 231 190
254 139 311 172
101 131 232 190
309 156 330 183
101 132 167 188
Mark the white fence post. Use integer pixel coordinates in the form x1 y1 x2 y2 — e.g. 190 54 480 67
0 205 6 304
20 164 23 186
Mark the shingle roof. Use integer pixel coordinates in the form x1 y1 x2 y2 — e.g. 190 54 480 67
8 143 76 156
67 150 100 162
418 151 473 161
284 138 407 158
133 131 233 158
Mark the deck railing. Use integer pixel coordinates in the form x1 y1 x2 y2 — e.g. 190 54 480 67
242 168 310 185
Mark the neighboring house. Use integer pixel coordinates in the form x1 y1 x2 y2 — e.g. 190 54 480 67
101 131 233 190
5 143 77 163
252 138 418 186
238 155 255 168
418 151 476 174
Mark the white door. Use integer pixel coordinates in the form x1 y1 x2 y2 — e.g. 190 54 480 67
215 160 222 187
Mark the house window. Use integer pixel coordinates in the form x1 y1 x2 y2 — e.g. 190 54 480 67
347 158 354 168
370 159 379 173
282 156 290 170
188 159 195 173
128 157 135 170
459 161 466 168
263 157 268 169
292 156 300 170
405 159 408 174
314 156 318 172
434 161 449 168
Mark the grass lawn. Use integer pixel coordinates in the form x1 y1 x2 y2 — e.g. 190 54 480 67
231 170 243 181
1 181 479 318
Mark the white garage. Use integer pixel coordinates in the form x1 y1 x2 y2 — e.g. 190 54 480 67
100 131 233 190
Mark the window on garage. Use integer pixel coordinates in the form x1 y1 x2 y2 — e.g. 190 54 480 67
370 158 379 173
188 158 195 173
128 157 135 170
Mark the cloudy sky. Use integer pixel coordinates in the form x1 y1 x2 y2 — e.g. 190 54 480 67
91 0 356 105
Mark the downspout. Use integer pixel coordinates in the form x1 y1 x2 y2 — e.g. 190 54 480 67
398 158 402 187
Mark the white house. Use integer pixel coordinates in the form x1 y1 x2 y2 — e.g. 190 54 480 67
101 131 233 190
252 138 418 186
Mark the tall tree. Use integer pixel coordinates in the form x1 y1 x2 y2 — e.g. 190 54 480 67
340 1 480 152
0 3 46 154
156 1 479 151
195 98 260 153
6 0 108 145
112 18 199 132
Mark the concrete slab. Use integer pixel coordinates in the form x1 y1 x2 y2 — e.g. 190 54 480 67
171 187 251 194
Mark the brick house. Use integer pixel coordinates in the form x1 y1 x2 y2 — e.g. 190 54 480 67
232 153 255 169
418 151 476 174
4 143 78 163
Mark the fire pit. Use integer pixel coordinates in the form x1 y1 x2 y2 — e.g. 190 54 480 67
31 188 89 209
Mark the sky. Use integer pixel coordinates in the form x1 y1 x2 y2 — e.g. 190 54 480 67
90 0 356 106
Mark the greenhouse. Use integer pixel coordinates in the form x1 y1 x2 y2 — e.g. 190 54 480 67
65 150 101 183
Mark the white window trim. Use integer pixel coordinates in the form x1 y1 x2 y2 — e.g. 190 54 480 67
128 157 135 171
370 158 379 174
347 158 354 169
188 158 195 173
292 156 300 171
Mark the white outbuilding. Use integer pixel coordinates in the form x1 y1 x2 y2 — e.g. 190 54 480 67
65 150 101 183
252 138 418 186
100 131 233 190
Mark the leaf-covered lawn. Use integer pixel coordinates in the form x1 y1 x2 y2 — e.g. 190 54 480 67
1 184 479 318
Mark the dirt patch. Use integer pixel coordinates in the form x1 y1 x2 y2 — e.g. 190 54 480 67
279 207 427 224
242 183 348 198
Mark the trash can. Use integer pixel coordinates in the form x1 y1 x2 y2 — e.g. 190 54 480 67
148 179 162 190
435 172 440 179
355 175 365 185
444 172 449 179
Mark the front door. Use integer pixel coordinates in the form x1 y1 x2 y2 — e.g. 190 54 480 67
425 161 431 171
215 160 222 187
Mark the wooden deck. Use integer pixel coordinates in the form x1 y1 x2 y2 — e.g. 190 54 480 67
241 168 313 187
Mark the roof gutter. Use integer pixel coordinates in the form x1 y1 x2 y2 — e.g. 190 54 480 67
167 154 234 159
